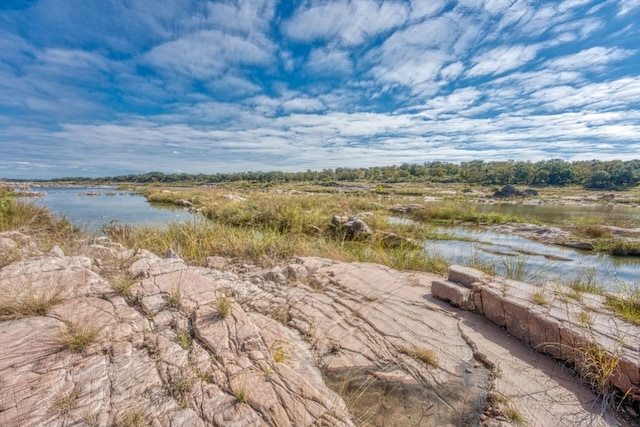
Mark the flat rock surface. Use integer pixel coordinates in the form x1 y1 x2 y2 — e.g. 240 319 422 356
0 233 633 426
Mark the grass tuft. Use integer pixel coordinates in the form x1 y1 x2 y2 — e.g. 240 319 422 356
177 329 191 350
531 291 548 306
167 371 193 408
0 283 66 320
216 296 231 319
60 320 100 353
505 407 525 424
111 276 134 300
234 389 247 403
165 286 181 310
49 388 77 419
400 346 439 367
604 288 640 326
112 409 148 427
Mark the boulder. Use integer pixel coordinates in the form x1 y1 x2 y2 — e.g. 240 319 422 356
331 214 373 240
493 185 538 198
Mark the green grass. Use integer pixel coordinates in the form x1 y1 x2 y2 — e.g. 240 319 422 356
531 291 549 306
234 389 247 403
604 288 640 326
408 202 528 225
505 407 525 424
105 187 451 274
562 268 605 295
177 329 191 350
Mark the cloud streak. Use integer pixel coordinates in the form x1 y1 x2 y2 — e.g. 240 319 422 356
0 0 639 179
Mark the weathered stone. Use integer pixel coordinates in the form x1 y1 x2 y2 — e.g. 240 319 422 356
204 255 228 269
559 241 595 251
503 296 531 343
432 279 471 308
481 285 506 327
448 265 487 288
1 237 636 426
284 263 309 281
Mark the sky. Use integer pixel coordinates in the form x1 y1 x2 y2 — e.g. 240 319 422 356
0 0 639 179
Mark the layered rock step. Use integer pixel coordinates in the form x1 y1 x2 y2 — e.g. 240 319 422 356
1 230 635 426
433 265 640 408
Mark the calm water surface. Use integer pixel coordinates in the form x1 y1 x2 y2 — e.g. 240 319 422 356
425 225 640 287
31 188 640 287
475 201 640 226
32 186 193 232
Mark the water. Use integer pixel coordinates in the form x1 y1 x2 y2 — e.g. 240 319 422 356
425 225 640 287
31 186 193 232
474 201 640 226
29 188 640 287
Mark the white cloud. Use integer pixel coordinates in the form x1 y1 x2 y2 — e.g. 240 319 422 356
144 30 272 79
283 0 408 46
546 46 634 71
281 97 326 113
305 48 353 75
409 0 446 21
205 0 276 33
467 44 540 77
618 0 640 15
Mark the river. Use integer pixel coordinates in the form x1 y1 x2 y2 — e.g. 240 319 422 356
30 186 640 288
30 186 193 232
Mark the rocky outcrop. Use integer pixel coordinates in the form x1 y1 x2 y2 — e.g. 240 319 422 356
433 265 640 418
0 232 635 426
0 240 352 427
494 185 539 198
331 214 373 240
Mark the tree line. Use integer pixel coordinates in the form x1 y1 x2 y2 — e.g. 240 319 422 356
52 159 640 189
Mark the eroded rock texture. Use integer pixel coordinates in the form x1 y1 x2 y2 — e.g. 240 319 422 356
0 232 633 426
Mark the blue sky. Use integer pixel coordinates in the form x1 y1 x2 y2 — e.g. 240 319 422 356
1 0 639 179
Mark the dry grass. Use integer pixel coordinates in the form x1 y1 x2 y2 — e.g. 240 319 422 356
165 286 182 310
400 346 440 368
0 282 66 320
111 275 134 300
59 320 101 353
49 388 78 419
578 341 621 397
166 371 194 408
112 408 149 427
216 296 231 319
105 187 451 274
531 291 549 306
0 187 82 257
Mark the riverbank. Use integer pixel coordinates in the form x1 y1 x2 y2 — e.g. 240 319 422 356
2 184 640 425
1 229 638 426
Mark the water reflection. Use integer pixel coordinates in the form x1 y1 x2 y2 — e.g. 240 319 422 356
425 225 640 288
32 186 194 233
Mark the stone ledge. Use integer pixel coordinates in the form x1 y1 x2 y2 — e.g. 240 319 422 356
444 265 640 405
432 279 472 309
448 265 487 288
